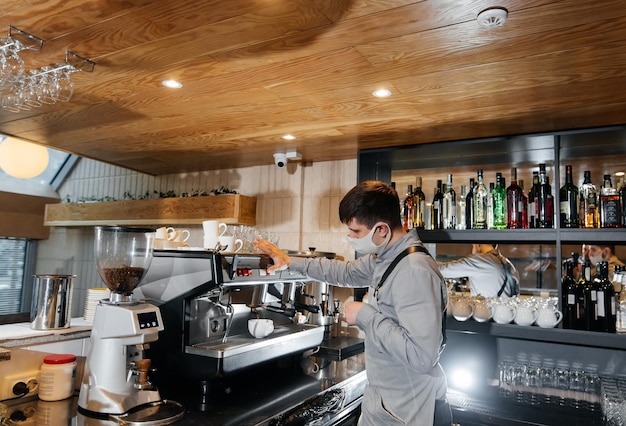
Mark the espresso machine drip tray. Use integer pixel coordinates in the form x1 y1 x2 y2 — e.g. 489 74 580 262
186 323 324 373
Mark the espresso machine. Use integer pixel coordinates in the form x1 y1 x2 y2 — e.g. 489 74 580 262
77 226 183 423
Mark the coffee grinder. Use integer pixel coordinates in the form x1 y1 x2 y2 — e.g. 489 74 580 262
78 226 183 423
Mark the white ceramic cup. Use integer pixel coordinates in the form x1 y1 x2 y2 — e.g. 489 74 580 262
514 305 538 326
536 307 563 328
248 318 274 338
493 303 516 324
171 229 190 243
472 299 493 322
452 297 473 321
202 220 227 239
155 226 175 240
218 236 243 252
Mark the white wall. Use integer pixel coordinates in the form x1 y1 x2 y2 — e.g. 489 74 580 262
37 158 358 317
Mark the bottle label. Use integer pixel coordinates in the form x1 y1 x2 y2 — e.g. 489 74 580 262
567 294 576 305
602 198 620 226
597 291 605 317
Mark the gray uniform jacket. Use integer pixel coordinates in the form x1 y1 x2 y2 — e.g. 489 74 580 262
438 249 520 298
290 230 448 425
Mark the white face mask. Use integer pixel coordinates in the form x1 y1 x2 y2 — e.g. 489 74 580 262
347 222 391 255
589 253 605 268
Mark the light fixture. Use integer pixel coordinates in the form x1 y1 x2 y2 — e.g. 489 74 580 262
282 134 296 140
615 171 625 177
372 88 392 98
477 7 508 28
162 79 183 89
0 136 49 179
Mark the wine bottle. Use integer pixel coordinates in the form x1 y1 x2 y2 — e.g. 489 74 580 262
493 172 507 229
578 260 597 331
594 261 616 333
413 177 426 229
528 171 539 228
562 255 580 329
614 266 626 333
431 180 443 230
402 184 414 231
600 174 621 228
466 178 475 229
473 170 489 229
442 174 457 229
506 167 524 229
537 163 554 228
559 165 579 228
519 179 529 228
579 170 599 228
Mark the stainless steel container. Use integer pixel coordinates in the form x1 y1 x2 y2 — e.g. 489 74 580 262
30 274 75 330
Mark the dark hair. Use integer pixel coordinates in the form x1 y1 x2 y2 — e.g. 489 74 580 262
338 180 402 229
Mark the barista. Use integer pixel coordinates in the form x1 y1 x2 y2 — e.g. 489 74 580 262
438 244 520 298
587 243 625 282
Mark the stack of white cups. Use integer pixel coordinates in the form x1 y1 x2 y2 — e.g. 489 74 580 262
203 220 227 250
83 288 111 322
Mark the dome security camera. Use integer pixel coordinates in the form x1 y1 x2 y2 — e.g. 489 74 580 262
274 153 287 168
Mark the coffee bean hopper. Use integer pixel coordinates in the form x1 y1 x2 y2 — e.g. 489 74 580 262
77 226 184 424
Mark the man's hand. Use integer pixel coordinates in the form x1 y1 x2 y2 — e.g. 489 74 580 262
253 237 290 272
344 301 364 325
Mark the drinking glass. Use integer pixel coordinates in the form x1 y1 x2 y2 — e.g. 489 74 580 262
0 38 25 87
52 64 75 102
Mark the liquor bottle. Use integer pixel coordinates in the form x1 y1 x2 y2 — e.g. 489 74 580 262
620 177 626 227
442 174 457 229
562 255 580 329
578 260 597 331
594 261 616 333
600 174 621 228
431 180 443 230
559 165 579 228
473 170 489 229
536 163 554 228
487 182 495 229
466 178 475 229
519 179 529 228
457 185 467 230
402 185 414 231
579 170 599 228
493 172 507 229
528 171 539 228
506 168 524 229
413 177 426 229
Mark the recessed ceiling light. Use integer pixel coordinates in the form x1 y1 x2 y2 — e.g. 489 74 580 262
282 134 296 140
162 79 183 89
615 171 625 177
372 89 392 98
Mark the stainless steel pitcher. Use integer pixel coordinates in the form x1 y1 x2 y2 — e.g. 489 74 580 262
30 274 75 330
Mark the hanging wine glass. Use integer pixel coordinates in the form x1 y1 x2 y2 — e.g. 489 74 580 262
51 64 75 103
0 38 25 87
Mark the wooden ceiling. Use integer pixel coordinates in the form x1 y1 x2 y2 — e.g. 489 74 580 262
1 0 625 176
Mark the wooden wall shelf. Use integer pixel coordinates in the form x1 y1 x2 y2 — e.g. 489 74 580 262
44 194 256 227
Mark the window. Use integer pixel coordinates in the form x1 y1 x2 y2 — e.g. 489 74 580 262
0 237 37 323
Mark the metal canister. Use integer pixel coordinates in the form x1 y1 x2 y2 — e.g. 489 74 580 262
30 274 76 330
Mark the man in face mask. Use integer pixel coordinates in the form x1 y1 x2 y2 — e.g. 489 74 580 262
254 180 450 426
587 244 625 282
